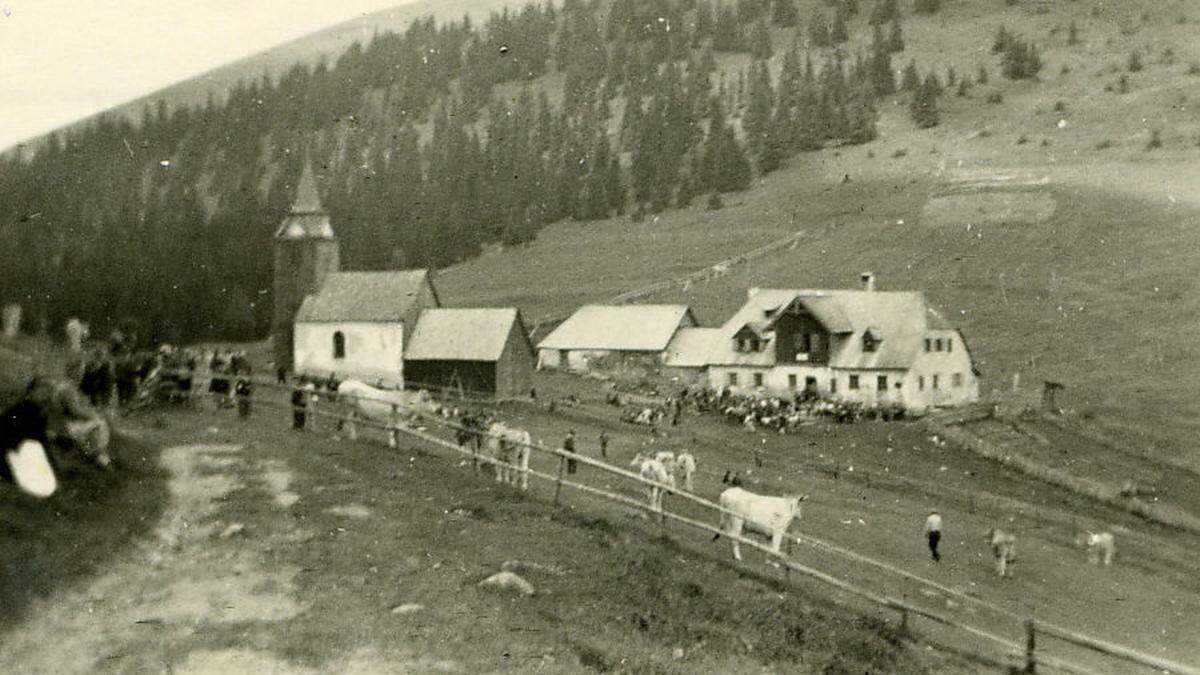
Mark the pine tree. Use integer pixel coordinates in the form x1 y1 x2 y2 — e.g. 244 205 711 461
744 60 776 151
809 9 831 47
977 63 990 84
831 4 850 43
913 0 940 15
888 20 905 53
992 25 1010 54
772 0 799 27
901 60 921 91
750 20 774 60
910 73 940 128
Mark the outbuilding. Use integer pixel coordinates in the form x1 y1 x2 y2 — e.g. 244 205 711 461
402 308 536 399
536 304 697 371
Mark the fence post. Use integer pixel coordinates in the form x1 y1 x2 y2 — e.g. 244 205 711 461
1024 619 1037 674
900 606 910 635
553 452 565 505
389 404 399 448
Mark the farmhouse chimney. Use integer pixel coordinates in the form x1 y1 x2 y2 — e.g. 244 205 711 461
860 272 876 292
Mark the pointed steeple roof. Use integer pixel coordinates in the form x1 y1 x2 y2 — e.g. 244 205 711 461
291 160 325 215
276 160 335 240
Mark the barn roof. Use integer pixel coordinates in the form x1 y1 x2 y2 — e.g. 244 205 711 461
275 161 335 239
538 305 696 352
709 288 951 370
295 270 434 322
404 308 527 362
663 328 722 368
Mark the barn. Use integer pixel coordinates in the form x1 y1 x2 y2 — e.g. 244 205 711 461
536 304 697 370
402 308 535 399
292 270 440 387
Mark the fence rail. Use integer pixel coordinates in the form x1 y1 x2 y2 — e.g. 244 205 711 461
148 381 1199 675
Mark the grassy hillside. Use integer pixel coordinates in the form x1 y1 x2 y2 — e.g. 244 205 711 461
440 0 1200 470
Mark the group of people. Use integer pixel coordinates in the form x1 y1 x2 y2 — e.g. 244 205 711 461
674 386 906 433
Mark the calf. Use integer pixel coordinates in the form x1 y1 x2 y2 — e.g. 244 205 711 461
486 422 532 490
713 487 807 561
630 453 672 513
1082 530 1116 566
675 451 697 492
987 528 1017 577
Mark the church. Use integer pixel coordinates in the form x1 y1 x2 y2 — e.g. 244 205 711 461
271 162 535 398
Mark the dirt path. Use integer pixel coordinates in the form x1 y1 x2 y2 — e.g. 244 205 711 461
0 443 326 674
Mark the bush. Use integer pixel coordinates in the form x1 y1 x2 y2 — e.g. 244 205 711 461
891 147 908 158
1016 134 1028 145
1053 100 1066 113
985 91 1004 104
705 192 724 211
1095 139 1114 150
914 0 940 14
1145 129 1162 150
1187 61 1200 76
1127 51 1144 72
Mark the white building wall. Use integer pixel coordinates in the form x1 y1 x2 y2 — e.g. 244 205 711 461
707 365 910 405
905 330 979 410
295 321 405 386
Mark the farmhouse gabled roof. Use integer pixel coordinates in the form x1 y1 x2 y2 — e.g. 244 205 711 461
295 270 435 322
538 305 696 352
709 288 952 370
663 328 722 368
404 308 529 362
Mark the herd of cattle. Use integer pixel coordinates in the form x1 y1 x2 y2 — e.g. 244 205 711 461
2 357 1120 584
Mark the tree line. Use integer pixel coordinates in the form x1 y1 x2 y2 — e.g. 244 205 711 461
0 0 949 346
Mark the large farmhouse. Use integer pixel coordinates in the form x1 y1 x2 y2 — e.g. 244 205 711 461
706 275 979 410
272 162 533 396
537 304 697 370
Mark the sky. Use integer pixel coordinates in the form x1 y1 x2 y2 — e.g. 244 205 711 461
0 0 419 151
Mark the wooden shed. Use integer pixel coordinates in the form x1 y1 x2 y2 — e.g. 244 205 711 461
402 308 535 399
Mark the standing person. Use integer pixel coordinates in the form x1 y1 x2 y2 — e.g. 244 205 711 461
563 429 578 474
925 510 943 562
276 365 287 385
291 379 307 430
235 375 254 418
598 430 610 459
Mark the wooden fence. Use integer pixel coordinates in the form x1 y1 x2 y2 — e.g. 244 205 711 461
150 379 1200 675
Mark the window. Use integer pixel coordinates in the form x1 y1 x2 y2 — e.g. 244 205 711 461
830 378 838 393
332 331 346 359
750 338 760 352
849 375 860 390
935 338 943 352
753 372 764 387
947 338 953 353
727 372 739 386
809 333 822 352
924 338 932 352
918 375 925 391
932 374 940 390
953 373 963 387
788 374 798 389
863 335 878 353
805 376 817 392
877 375 888 391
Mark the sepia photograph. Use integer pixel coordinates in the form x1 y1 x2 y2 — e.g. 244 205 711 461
1 0 1198 672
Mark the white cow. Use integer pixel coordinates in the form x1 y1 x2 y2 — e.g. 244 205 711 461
485 422 531 490
631 453 672 513
675 451 697 492
1082 530 1116 566
653 451 678 489
714 487 807 561
337 380 441 444
987 528 1017 577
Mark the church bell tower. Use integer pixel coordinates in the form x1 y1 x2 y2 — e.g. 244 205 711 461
272 160 340 373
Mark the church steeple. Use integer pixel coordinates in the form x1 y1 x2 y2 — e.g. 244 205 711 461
272 157 341 372
290 160 324 215
275 160 335 239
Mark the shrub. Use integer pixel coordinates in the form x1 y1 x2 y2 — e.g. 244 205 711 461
1127 51 1144 72
1053 100 1066 113
1016 134 1028 145
1117 74 1130 93
1187 62 1200 76
985 91 1004 104
706 192 724 211
1060 64 1071 75
1095 139 1113 150
914 0 940 14
891 147 908 158
1145 129 1162 150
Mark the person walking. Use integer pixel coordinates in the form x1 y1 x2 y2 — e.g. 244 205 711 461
291 380 307 430
598 430 609 459
235 375 254 418
925 510 943 562
563 429 578 474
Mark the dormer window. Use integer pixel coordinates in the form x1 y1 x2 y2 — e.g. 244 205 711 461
862 329 882 354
